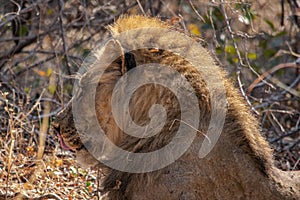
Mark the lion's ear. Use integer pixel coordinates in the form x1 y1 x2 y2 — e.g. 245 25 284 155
81 39 125 74
98 39 136 74
115 51 136 74
80 39 137 83
124 52 136 72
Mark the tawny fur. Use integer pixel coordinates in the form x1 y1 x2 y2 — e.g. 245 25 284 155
54 15 300 200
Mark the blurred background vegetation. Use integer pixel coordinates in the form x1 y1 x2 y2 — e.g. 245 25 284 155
0 0 299 199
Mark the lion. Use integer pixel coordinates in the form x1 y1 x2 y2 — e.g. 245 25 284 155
53 15 300 199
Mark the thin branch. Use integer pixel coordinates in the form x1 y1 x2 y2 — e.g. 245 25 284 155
0 0 45 28
270 126 300 143
188 0 206 22
58 0 71 75
136 0 146 15
247 62 300 95
220 0 259 114
0 24 59 70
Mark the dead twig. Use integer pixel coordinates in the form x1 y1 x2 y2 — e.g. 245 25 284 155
220 0 259 115
136 0 146 15
246 62 300 95
58 0 71 75
188 0 205 23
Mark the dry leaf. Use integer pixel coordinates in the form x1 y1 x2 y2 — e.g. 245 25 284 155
32 68 47 77
188 24 201 36
24 182 34 190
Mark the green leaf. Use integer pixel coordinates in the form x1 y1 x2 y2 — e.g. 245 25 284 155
215 47 223 55
225 45 236 54
247 53 257 60
48 85 56 95
47 68 53 76
24 87 30 93
275 30 287 37
47 8 53 16
264 19 274 30
263 49 276 58
232 57 239 63
19 25 29 36
259 40 267 49
86 181 91 187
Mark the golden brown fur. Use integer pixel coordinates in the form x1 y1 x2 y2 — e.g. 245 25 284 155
54 16 300 199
